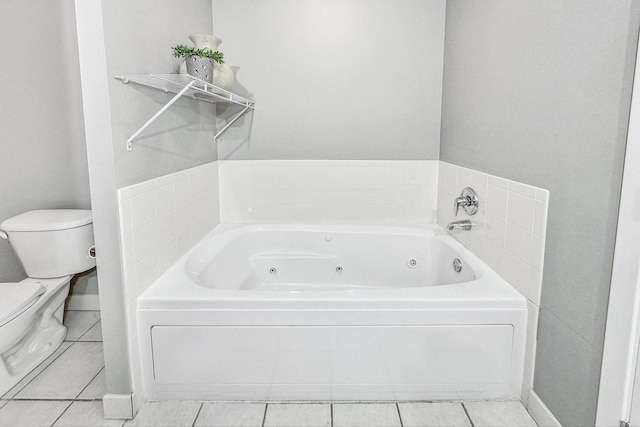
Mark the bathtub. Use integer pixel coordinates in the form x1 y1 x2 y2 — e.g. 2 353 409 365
137 223 527 401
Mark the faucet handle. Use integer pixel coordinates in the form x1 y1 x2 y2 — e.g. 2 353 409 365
454 196 467 216
453 187 479 216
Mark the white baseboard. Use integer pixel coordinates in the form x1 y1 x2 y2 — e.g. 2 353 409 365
103 393 133 419
528 390 562 427
65 294 100 311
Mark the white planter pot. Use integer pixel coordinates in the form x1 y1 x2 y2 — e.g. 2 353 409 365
185 55 214 83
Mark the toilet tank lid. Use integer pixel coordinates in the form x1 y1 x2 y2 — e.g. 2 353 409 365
1 210 93 232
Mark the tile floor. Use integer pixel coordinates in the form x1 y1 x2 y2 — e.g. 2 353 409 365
0 310 539 427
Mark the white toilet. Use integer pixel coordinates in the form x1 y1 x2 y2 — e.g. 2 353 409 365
0 209 96 396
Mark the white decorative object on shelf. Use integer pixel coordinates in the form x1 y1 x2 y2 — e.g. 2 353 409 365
114 74 254 151
189 33 221 50
213 61 235 89
188 33 235 89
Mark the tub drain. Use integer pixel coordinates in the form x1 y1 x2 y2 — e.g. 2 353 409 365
408 258 417 268
269 267 278 276
335 265 343 274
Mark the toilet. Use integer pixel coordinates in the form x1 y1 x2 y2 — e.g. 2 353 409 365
0 209 96 396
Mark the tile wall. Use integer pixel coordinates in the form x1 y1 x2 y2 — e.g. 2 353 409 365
437 161 549 405
219 160 439 224
117 162 220 401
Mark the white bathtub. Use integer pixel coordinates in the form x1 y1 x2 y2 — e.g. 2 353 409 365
137 224 527 401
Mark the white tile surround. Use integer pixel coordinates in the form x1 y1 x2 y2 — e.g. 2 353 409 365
116 159 547 411
117 162 220 401
437 161 549 407
219 160 439 224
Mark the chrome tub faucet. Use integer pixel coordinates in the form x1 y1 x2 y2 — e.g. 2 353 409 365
447 220 472 231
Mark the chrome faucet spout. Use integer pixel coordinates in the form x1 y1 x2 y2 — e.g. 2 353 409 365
447 220 472 231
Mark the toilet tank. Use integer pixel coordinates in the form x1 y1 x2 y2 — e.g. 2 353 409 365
0 210 96 278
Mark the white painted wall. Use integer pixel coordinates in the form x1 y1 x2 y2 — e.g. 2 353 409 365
101 0 217 188
0 0 96 300
212 0 446 161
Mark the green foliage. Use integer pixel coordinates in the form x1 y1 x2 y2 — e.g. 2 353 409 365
172 44 225 64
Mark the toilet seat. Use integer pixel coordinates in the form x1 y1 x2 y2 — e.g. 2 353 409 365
0 282 45 327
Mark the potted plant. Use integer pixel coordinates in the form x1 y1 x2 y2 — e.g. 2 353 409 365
172 44 224 84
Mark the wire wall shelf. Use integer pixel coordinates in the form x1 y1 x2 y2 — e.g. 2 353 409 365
115 74 255 151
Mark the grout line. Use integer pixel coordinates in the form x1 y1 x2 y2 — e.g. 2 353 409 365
3 342 74 399
396 403 404 427
461 402 475 427
190 402 204 427
47 399 74 427
330 403 333 427
261 403 268 427
75 366 104 399
65 312 101 342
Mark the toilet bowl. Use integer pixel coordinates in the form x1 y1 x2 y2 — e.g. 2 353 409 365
0 210 95 396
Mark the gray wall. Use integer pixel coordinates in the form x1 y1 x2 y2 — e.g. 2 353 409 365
212 0 445 160
0 0 96 295
440 2 639 425
101 0 217 188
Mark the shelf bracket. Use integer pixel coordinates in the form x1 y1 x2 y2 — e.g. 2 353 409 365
126 80 197 151
214 104 254 143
